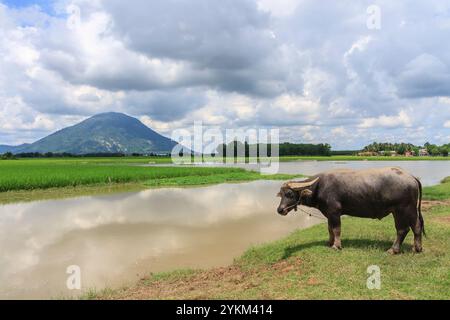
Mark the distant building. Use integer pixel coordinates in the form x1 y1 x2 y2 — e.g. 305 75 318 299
404 151 413 157
419 149 429 156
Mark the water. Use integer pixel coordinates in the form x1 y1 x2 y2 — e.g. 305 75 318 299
1 160 448 299
280 160 450 186
213 160 450 186
0 180 321 299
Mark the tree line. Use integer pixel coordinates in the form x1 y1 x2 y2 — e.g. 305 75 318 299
362 142 450 156
216 142 332 157
0 152 170 159
3 141 449 159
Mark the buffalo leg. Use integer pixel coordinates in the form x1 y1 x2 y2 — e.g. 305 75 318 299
328 215 342 250
389 212 410 254
412 219 422 253
411 211 423 253
327 224 335 247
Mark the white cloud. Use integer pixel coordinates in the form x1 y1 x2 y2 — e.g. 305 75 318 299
0 0 450 149
331 127 346 136
257 0 299 16
359 110 412 129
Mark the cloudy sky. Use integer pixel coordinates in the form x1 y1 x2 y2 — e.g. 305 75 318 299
1 0 450 149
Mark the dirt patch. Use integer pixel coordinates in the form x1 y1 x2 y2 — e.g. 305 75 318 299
434 216 450 225
103 257 304 300
306 277 322 286
420 200 450 225
421 200 450 211
106 265 253 300
271 257 302 275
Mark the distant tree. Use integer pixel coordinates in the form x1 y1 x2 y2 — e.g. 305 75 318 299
216 142 332 157
1 152 14 160
362 141 450 157
331 150 358 156
430 146 440 156
424 142 436 155
397 145 406 155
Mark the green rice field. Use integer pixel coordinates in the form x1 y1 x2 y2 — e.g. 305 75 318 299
0 158 294 193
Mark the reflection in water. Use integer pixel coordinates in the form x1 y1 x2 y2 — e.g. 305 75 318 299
0 180 322 299
277 161 450 186
208 160 449 186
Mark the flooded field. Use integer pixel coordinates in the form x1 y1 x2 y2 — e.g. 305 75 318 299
275 160 450 186
0 160 448 298
0 180 321 299
156 160 450 186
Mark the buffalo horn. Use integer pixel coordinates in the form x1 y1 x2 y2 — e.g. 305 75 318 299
286 177 319 190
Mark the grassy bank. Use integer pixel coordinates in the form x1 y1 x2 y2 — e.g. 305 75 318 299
2 155 449 204
423 177 450 200
2 155 447 192
0 159 299 192
89 180 450 300
0 158 297 204
0 183 147 205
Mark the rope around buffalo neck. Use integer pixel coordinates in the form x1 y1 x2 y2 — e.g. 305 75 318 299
284 200 327 220
298 206 327 220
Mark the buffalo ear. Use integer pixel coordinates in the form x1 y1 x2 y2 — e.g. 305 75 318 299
300 189 313 206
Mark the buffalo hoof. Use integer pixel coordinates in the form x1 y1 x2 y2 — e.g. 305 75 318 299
331 244 342 251
413 247 423 253
387 248 400 255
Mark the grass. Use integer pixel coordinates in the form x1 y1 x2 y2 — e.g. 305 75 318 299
0 158 297 204
142 171 295 187
0 159 297 192
423 177 450 200
88 179 450 300
1 154 447 193
0 183 147 204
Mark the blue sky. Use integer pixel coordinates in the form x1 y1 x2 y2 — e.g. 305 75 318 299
0 0 450 149
1 0 53 12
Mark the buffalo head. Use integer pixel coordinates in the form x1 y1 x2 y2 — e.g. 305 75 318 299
276 177 319 215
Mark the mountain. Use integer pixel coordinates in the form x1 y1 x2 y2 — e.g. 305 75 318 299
0 144 30 154
0 145 15 153
3 112 178 154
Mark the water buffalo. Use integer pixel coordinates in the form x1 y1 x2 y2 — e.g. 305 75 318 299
277 167 425 254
